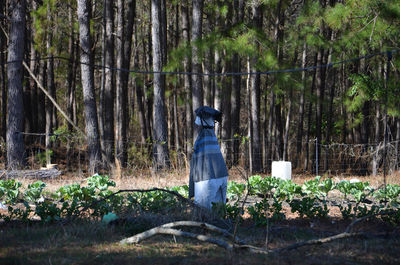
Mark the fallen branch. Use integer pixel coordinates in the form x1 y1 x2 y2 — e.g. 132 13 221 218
120 227 233 251
119 210 398 255
0 169 62 179
120 221 245 245
118 221 365 255
345 210 397 233
274 231 364 253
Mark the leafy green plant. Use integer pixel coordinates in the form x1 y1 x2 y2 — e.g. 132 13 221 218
35 200 61 223
374 184 400 206
248 175 281 196
302 176 335 199
0 179 22 204
290 197 329 219
275 180 302 202
227 181 246 201
24 181 46 202
170 185 189 198
247 200 270 226
349 181 372 203
338 203 353 219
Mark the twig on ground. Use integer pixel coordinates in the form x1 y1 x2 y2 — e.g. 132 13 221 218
120 220 245 246
121 227 233 251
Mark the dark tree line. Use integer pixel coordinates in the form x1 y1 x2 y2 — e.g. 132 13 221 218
1 0 400 175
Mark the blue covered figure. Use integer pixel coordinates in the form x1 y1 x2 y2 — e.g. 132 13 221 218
189 106 229 209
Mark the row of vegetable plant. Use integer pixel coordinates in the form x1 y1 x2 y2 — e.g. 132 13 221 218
0 175 399 225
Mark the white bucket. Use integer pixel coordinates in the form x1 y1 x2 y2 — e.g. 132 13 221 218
271 161 292 180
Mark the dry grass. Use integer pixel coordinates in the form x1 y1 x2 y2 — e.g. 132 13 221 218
0 216 399 265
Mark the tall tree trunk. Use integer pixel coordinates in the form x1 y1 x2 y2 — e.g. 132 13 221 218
221 55 232 165
220 1 233 163
315 48 325 173
45 1 55 165
305 55 317 172
295 42 307 169
99 0 106 163
7 0 26 169
103 0 115 168
23 40 33 142
191 0 204 140
324 32 335 172
315 0 327 173
213 48 221 136
181 0 192 156
267 87 275 171
0 0 6 143
231 0 244 166
203 47 213 107
249 2 263 173
115 0 125 167
273 0 284 160
37 61 46 135
77 0 102 173
67 5 76 133
283 87 292 161
117 0 136 167
372 67 382 175
173 3 180 152
134 25 148 143
151 0 170 170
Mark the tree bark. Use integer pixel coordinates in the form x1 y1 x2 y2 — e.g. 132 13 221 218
134 24 148 144
117 0 136 167
295 42 307 169
67 5 76 133
151 0 170 170
77 0 102 173
221 55 232 165
7 0 26 169
231 0 244 167
181 0 192 157
191 0 204 140
45 0 55 165
0 0 6 143
249 2 263 173
115 0 126 167
103 0 115 168
37 61 46 135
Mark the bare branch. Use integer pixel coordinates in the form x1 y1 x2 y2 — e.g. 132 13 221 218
120 220 245 245
120 227 233 251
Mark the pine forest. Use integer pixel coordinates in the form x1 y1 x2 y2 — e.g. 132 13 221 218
1 0 400 176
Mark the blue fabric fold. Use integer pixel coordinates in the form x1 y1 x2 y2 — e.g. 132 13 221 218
189 128 228 198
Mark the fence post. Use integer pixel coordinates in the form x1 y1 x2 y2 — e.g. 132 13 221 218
383 51 392 201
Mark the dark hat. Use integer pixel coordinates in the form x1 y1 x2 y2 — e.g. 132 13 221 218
194 106 222 122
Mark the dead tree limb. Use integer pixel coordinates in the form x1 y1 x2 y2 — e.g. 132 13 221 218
120 227 233 251
346 210 397 233
0 169 62 179
120 221 245 245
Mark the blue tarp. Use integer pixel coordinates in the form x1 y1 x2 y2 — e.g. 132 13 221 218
189 127 228 199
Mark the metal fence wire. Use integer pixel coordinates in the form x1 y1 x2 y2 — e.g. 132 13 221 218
1 133 398 177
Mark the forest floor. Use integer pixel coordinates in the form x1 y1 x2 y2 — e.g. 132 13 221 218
1 169 400 264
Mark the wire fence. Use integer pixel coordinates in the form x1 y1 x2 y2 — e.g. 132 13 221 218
1 132 399 178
